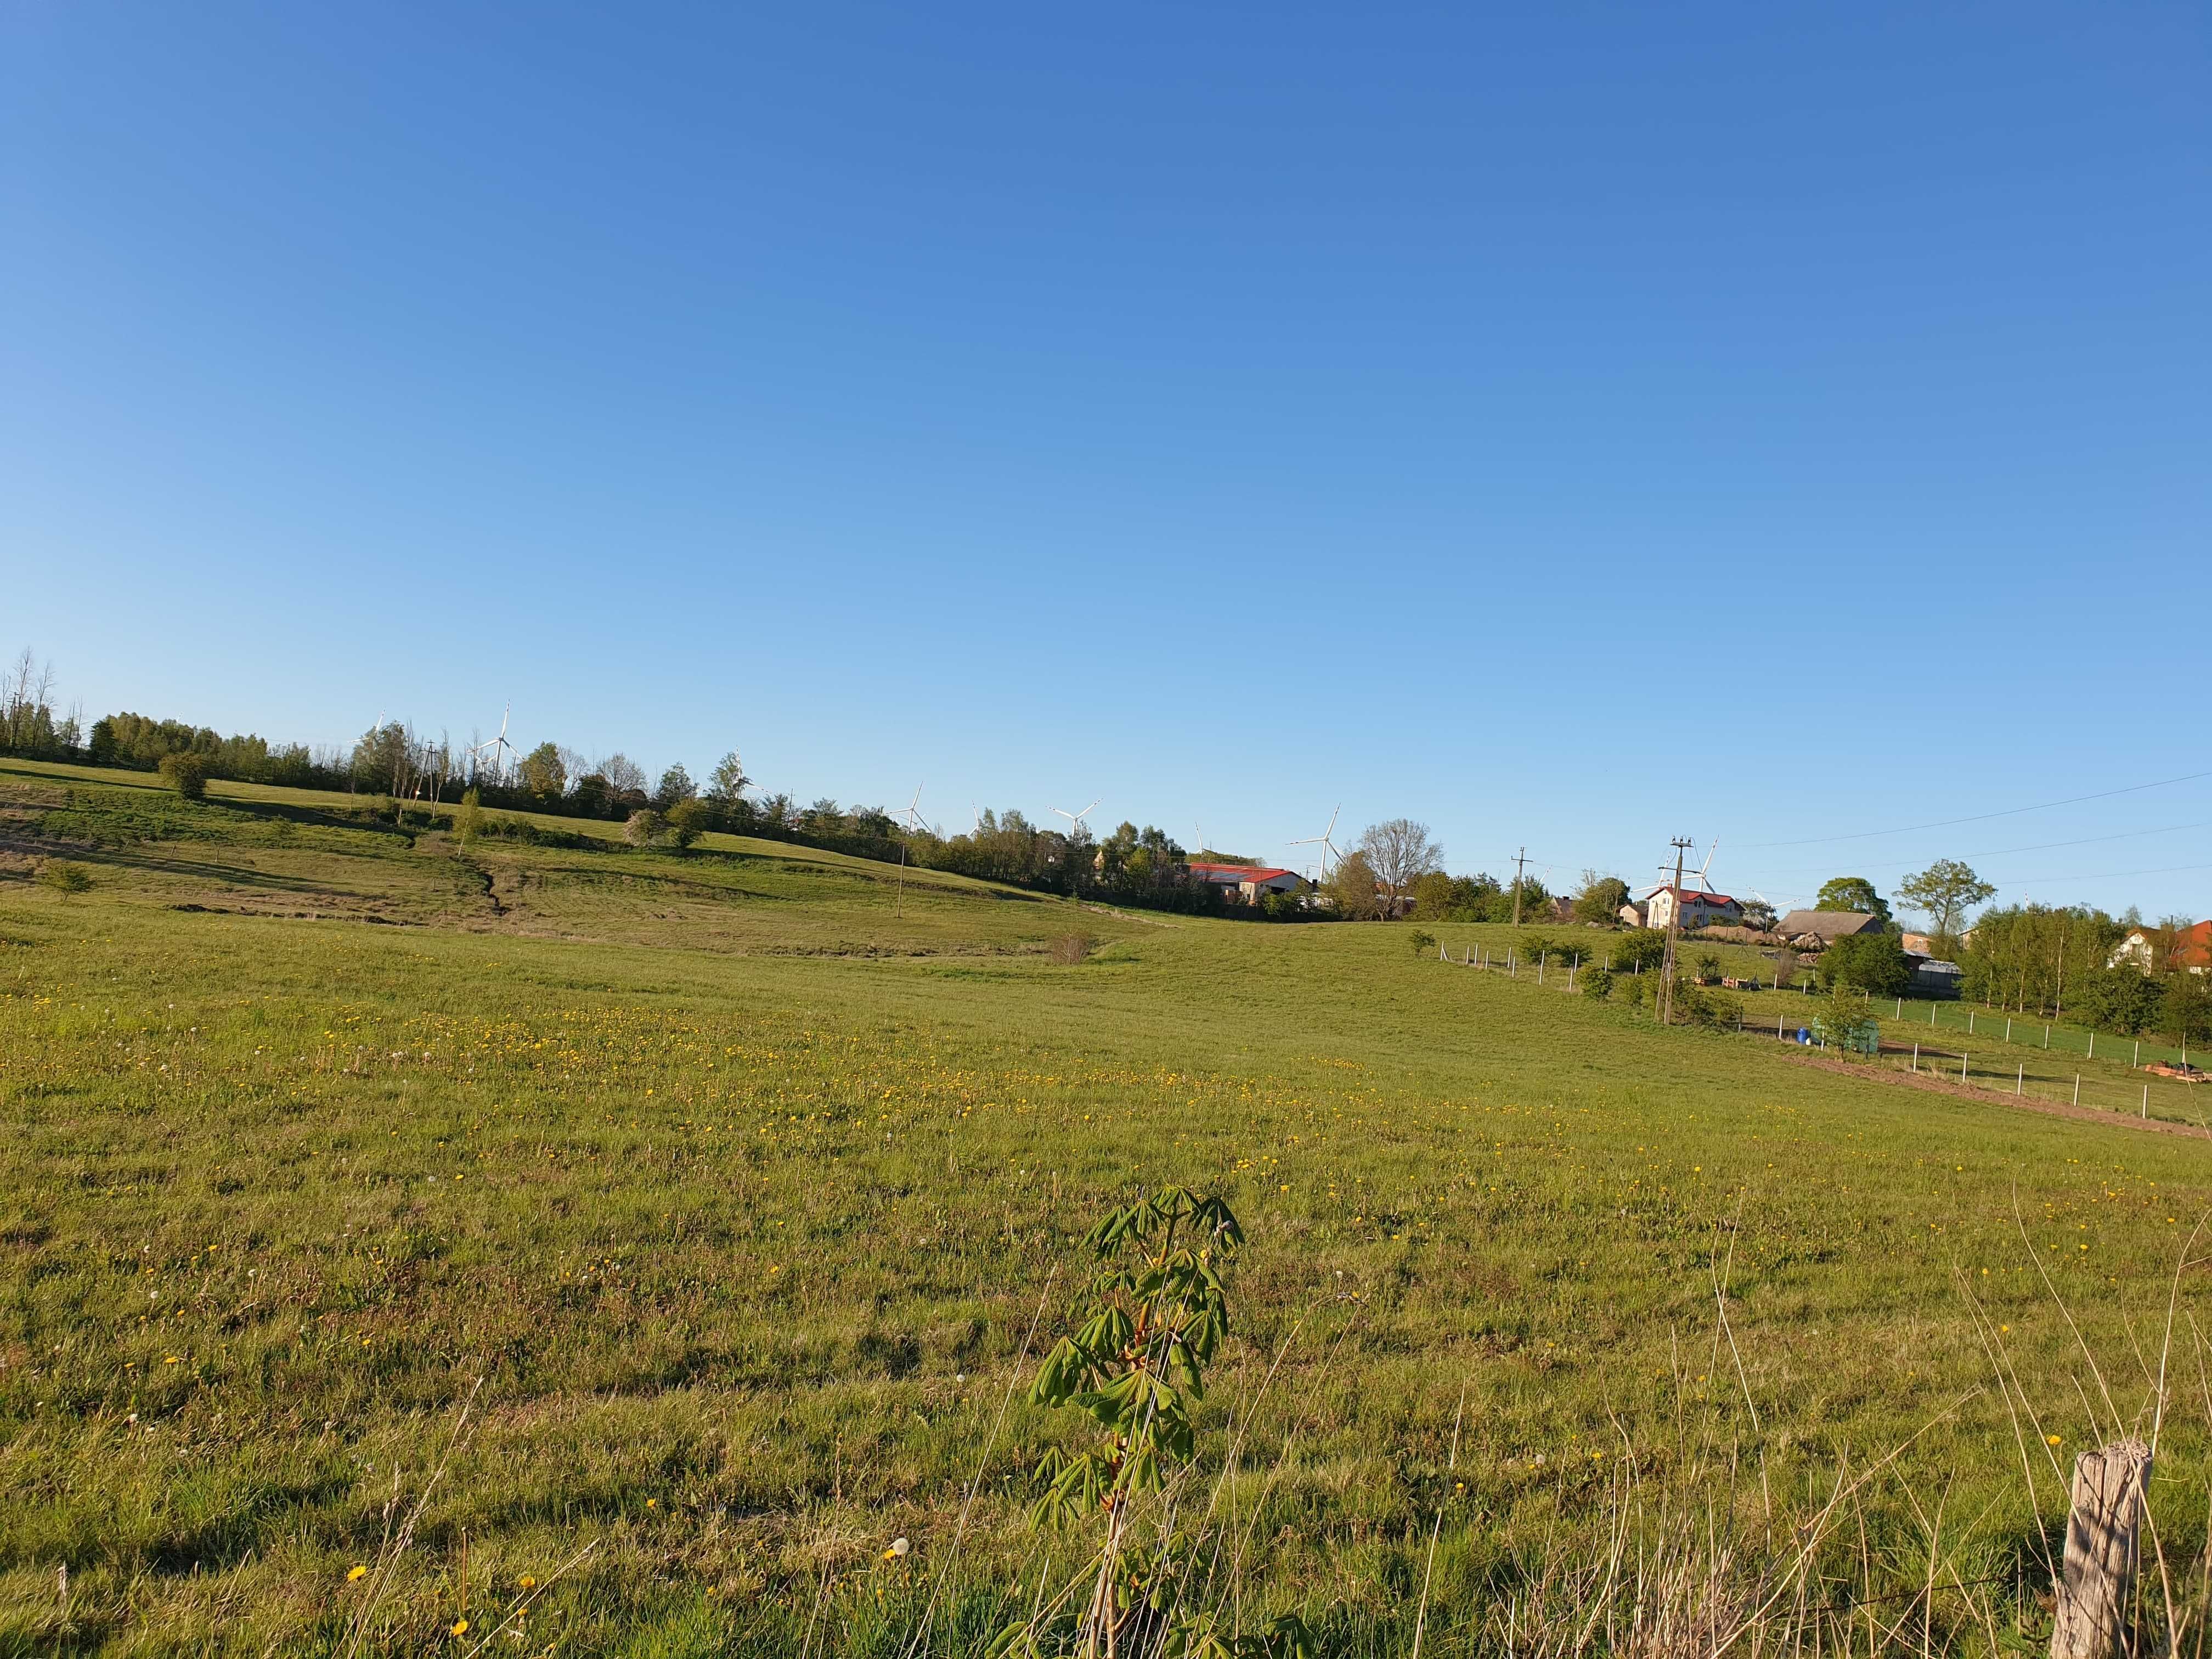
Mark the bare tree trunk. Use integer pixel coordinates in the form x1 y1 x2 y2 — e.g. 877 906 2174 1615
2050 1440 2151 1659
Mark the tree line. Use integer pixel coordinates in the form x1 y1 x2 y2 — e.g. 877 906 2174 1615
9 651 2203 984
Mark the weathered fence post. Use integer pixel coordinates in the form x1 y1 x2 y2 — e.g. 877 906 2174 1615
2050 1440 2152 1659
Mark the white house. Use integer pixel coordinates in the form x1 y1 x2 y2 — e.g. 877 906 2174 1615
2110 922 2212 975
1641 885 1743 932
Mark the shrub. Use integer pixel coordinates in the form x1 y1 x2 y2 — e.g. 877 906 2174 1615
666 797 711 848
1695 952 1723 985
1816 932 1912 997
37 860 94 895
157 753 209 800
1674 981 1742 1030
1048 934 1094 965
1611 929 1666 973
623 809 667 848
1813 987 1881 1054
1580 965 1614 1000
1409 929 1436 957
456 787 482 846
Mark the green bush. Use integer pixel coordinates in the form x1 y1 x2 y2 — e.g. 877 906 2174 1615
666 797 712 848
157 752 210 800
1815 932 1912 996
1611 929 1666 973
1675 981 1742 1030
1813 988 1882 1054
1409 928 1437 957
37 860 94 895
1580 965 1614 1000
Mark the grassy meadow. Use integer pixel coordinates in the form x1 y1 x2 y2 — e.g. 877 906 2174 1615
3 758 2210 1656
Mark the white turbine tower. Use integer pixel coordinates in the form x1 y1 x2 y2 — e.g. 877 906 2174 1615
472 704 517 785
1053 799 1100 894
895 783 925 917
1691 839 1721 893
1289 804 1343 880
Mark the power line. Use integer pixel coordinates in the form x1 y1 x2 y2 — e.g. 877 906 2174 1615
1751 820 2212 881
1984 859 2212 888
1741 768 2212 850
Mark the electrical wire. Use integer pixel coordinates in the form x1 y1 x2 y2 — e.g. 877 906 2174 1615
1741 769 2212 850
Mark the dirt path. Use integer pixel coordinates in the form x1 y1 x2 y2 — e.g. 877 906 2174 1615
1777 1046 2212 1140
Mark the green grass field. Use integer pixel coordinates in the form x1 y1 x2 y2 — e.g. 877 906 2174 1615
3 759 2209 1656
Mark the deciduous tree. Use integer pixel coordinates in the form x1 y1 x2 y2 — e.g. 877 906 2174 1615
708 751 749 802
1815 931 1912 996
518 742 566 803
654 764 697 808
1327 851 1383 919
1573 871 1631 926
1815 876 1891 924
1356 819 1442 916
1895 860 1995 941
598 753 647 797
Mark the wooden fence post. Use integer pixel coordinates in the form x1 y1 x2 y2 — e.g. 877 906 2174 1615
2050 1440 2152 1659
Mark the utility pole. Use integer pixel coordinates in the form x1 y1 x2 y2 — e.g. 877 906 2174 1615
1658 837 1692 1025
1510 847 1528 927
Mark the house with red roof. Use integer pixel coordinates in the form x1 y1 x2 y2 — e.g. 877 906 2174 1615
2111 921 2212 975
1642 885 1745 932
1188 862 1310 904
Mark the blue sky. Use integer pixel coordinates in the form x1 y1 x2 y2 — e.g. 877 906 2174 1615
5 3 2208 921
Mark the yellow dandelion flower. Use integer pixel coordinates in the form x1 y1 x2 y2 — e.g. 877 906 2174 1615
2047 1434 2063 1446
450 1618 469 1636
519 1575 537 1590
348 1565 368 1582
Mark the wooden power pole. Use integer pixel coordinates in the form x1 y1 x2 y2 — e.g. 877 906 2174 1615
1510 847 1528 928
1657 837 1692 1025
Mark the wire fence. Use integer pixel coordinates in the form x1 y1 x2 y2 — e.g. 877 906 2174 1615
1433 941 2211 1132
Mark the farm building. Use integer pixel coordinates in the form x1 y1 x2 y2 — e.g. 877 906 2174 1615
2109 922 2212 975
1775 909 1886 946
1909 958 1965 998
1188 862 1309 904
1643 886 1743 932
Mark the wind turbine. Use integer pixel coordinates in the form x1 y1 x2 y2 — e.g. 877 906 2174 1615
895 784 924 917
1289 805 1343 878
1052 799 1100 837
1053 799 1100 894
472 704 516 785
1691 839 1720 893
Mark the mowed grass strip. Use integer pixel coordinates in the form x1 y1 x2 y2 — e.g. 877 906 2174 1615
0 772 2207 1655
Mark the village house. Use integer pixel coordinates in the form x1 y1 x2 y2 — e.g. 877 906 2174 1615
1187 861 1310 904
1641 885 1744 932
2109 921 2212 975
1774 909 1887 946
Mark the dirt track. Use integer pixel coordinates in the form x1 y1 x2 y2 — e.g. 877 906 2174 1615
1776 1045 2212 1139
